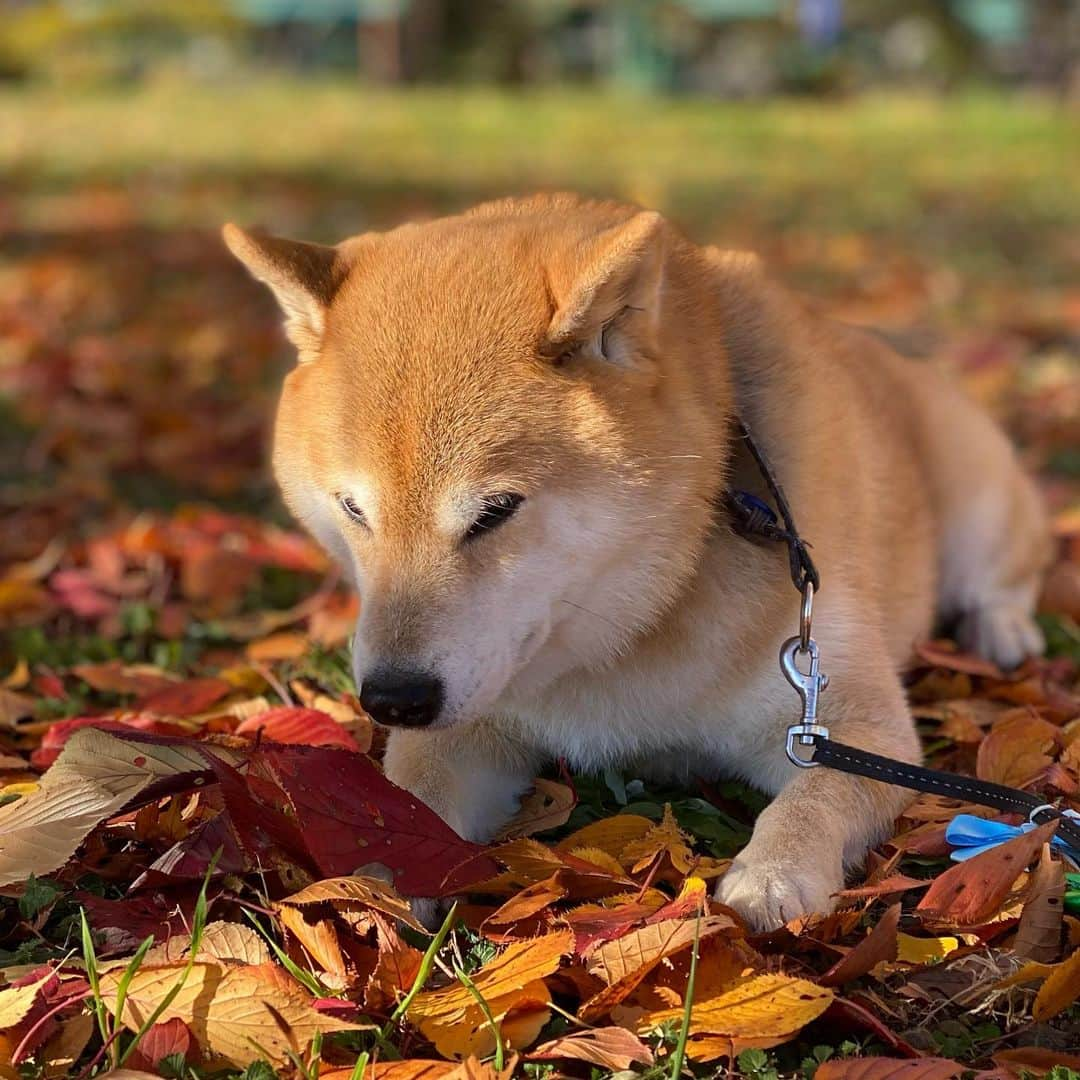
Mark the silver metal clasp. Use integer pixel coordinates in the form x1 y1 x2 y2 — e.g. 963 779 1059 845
782 593 830 767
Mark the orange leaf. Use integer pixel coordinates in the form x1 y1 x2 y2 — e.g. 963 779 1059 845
639 972 833 1038
245 631 309 662
485 874 567 927
319 1064 457 1080
408 930 571 1059
915 819 1057 926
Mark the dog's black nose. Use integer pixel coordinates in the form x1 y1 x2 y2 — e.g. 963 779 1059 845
359 669 444 728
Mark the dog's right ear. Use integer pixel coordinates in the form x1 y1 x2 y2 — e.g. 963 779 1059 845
222 224 350 362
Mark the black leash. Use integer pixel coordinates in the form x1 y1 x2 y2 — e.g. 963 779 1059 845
727 418 1080 855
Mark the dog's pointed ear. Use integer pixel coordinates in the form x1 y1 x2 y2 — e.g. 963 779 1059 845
222 224 349 361
547 210 666 365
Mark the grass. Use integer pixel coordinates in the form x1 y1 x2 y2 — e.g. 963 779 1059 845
2 77 1077 286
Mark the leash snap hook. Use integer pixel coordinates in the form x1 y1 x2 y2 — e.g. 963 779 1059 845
781 635 830 768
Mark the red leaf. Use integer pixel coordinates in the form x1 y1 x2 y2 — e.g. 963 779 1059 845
126 1017 192 1071
253 744 498 896
235 706 361 751
137 676 233 716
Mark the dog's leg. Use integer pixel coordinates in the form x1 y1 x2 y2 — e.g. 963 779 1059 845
715 666 919 931
382 718 539 926
382 718 539 844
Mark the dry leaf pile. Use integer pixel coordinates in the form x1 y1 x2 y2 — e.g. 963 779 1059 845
2 130 1079 1079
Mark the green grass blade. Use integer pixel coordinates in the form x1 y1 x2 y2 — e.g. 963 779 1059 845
669 909 702 1080
453 965 503 1072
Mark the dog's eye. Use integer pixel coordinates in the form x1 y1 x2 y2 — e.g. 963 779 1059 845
465 493 525 541
338 494 368 527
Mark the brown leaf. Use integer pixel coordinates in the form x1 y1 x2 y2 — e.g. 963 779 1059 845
498 779 576 839
1013 845 1065 962
915 641 1004 679
994 1047 1080 1076
530 1026 655 1069
319 1064 457 1080
915 819 1057 927
815 1059 964 1080
976 711 1058 788
820 903 900 986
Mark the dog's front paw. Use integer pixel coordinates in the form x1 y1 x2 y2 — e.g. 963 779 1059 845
715 852 842 932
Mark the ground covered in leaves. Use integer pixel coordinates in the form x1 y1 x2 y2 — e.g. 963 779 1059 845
1 82 1079 1079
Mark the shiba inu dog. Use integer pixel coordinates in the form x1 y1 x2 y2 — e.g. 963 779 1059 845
224 195 1049 930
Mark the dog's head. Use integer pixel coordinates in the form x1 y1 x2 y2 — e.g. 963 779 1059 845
225 196 729 729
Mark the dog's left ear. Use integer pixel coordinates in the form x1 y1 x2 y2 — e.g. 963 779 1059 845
547 210 666 366
222 224 351 362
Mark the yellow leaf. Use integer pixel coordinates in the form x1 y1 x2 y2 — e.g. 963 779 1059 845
279 875 423 931
622 805 694 874
408 930 571 1059
101 961 363 1066
554 815 654 862
587 916 732 986
896 933 961 965
564 847 626 877
0 971 52 1029
1033 947 1080 1020
639 973 834 1038
138 921 272 968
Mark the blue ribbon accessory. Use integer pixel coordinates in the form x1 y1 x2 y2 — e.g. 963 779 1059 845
946 811 1080 869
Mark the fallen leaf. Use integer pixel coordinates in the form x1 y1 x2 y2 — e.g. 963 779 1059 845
639 972 833 1038
1013 845 1065 962
102 960 363 1066
319 1064 457 1080
245 631 309 661
124 1017 192 1072
994 1047 1080 1076
0 728 232 886
895 932 961 965
976 711 1058 787
915 641 1004 679
821 903 900 985
498 779 576 839
815 1059 963 1080
235 706 363 751
137 676 233 717
529 1026 654 1069
1032 944 1080 1020
621 804 694 874
278 875 424 932
251 745 498 896
915 819 1057 926
408 930 571 1059
0 971 53 1028
555 814 654 861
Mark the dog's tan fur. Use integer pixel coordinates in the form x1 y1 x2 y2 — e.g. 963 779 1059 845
224 195 1050 929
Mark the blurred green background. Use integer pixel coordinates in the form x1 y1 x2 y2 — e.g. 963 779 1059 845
0 0 1077 564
